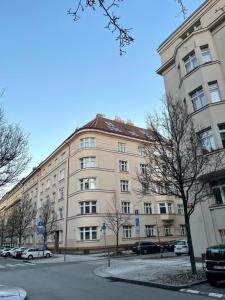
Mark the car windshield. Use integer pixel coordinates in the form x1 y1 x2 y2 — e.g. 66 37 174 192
176 241 186 245
207 247 225 260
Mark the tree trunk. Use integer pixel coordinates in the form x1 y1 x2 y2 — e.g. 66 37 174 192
116 231 119 253
18 236 21 247
184 207 197 274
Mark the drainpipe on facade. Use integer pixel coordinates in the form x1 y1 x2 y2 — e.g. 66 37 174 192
63 141 71 262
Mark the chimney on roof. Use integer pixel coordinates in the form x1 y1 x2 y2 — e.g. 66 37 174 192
96 113 105 118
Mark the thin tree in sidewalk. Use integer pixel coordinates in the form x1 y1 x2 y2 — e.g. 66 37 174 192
104 192 130 253
5 207 18 246
138 96 225 274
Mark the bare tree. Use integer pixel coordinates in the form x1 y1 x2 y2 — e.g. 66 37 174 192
68 0 187 55
14 196 37 247
0 108 30 189
104 192 130 253
138 97 225 274
5 207 18 246
39 199 57 254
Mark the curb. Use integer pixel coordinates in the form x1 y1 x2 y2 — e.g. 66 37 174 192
98 274 207 291
180 289 225 298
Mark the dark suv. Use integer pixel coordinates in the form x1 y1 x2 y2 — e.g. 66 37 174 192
132 241 162 255
205 245 225 286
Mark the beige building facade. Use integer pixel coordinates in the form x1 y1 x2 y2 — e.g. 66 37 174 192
157 0 225 256
0 115 185 252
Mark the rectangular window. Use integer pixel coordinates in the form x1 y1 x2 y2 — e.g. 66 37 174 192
142 183 150 194
138 145 146 156
48 164 52 172
144 203 152 214
167 203 173 214
177 204 184 215
80 178 96 190
200 128 216 153
80 227 97 240
140 164 147 175
46 179 51 189
80 157 96 169
122 202 130 214
146 225 155 237
80 201 97 214
183 51 197 73
123 225 132 239
60 152 66 161
164 225 172 236
208 81 221 103
53 174 57 184
190 87 206 111
200 45 212 63
58 207 64 219
59 169 65 181
180 225 186 236
80 137 96 148
119 160 128 172
218 124 225 149
118 142 126 153
58 187 64 200
120 180 129 192
159 203 167 214
211 181 225 205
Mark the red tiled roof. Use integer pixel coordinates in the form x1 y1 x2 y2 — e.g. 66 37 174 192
76 115 153 141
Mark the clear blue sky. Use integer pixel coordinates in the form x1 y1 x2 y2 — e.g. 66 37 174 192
0 0 204 175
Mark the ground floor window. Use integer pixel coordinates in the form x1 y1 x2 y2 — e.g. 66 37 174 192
123 225 132 239
164 225 172 236
180 224 186 236
211 180 225 205
146 225 155 237
80 226 97 241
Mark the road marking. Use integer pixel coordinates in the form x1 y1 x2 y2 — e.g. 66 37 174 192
208 293 224 298
15 263 28 267
6 264 17 267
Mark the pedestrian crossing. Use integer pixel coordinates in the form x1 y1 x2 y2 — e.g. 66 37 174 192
0 262 37 270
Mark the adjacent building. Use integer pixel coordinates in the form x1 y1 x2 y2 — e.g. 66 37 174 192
157 0 225 256
0 115 185 252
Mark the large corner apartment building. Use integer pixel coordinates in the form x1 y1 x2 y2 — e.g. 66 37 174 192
157 0 225 256
0 115 185 252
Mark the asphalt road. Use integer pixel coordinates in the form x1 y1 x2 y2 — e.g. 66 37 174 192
0 259 209 300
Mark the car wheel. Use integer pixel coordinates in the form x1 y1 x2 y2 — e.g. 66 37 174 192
206 276 217 286
45 253 50 258
176 253 181 256
28 255 33 260
5 253 10 257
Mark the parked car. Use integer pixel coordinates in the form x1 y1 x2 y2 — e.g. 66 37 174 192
8 247 19 257
132 241 162 255
0 284 27 299
205 244 225 286
21 248 52 260
174 240 189 256
12 247 27 259
159 240 177 252
0 248 12 257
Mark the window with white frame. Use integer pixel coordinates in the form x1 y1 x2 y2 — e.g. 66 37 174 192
177 204 184 215
80 201 97 214
208 81 221 103
118 142 126 152
211 181 225 205
167 203 173 214
80 178 96 190
190 87 206 111
46 179 51 189
52 192 56 202
200 45 212 63
80 157 96 169
144 203 152 214
159 203 167 214
120 180 129 192
53 174 57 185
164 225 172 236
180 224 186 236
60 152 66 161
59 169 65 181
119 160 128 172
122 202 130 214
140 163 147 175
138 145 146 156
80 226 97 240
146 225 155 237
218 124 225 149
123 225 132 239
58 187 64 200
142 183 150 194
80 137 96 148
183 51 197 73
200 128 216 153
48 164 52 172
58 207 64 219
